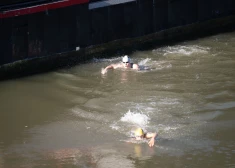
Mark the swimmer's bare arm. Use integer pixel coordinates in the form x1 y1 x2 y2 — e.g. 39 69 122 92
101 63 121 74
146 132 158 147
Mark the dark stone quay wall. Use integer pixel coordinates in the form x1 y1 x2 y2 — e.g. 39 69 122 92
0 0 235 79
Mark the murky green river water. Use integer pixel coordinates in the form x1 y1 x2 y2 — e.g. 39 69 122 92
0 31 235 168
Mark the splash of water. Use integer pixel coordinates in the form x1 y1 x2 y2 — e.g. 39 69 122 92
120 110 149 127
110 110 150 138
138 58 151 66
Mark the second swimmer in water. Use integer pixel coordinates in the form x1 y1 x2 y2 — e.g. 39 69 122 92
101 55 139 74
133 128 158 147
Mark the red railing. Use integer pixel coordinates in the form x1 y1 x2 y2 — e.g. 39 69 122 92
0 0 89 18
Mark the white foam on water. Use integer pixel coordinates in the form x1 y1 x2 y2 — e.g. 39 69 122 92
120 110 150 127
153 45 210 56
110 110 151 134
110 123 120 131
150 61 172 70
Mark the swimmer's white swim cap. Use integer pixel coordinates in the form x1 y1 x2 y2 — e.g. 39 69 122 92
122 55 130 63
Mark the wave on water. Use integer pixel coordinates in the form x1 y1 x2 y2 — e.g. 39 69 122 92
54 72 77 79
153 45 210 56
71 107 110 123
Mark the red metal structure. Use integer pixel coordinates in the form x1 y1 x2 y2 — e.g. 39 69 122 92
0 0 89 18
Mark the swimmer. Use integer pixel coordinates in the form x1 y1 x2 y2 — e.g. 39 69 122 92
101 55 139 74
133 128 157 147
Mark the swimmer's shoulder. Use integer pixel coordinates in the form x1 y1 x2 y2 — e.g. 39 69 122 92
132 63 139 70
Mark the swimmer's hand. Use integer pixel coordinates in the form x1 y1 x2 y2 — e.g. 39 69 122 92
148 137 155 147
101 68 107 75
146 132 157 147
